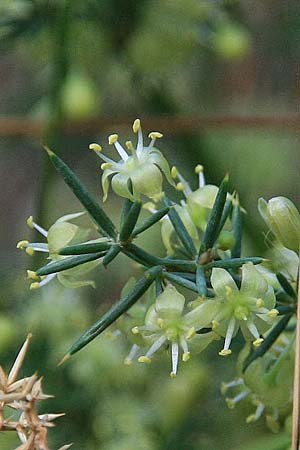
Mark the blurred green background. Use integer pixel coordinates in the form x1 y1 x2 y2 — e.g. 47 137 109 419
0 1 299 448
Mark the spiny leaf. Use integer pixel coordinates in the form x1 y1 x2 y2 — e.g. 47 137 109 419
196 266 208 296
60 241 112 255
276 273 297 300
231 194 242 258
203 256 263 270
45 147 117 239
119 201 142 242
199 174 229 254
36 252 104 276
132 206 169 237
102 244 121 267
164 197 197 257
163 272 198 293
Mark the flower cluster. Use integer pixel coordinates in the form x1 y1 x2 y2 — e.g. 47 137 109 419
221 333 294 431
17 121 299 436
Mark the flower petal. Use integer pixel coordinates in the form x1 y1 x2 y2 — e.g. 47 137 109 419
211 268 238 298
47 222 79 254
102 169 117 202
111 172 135 201
149 150 174 186
241 263 268 297
183 300 219 329
130 163 163 198
155 285 185 318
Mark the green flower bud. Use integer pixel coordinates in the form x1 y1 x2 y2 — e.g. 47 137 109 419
258 197 300 252
217 230 236 251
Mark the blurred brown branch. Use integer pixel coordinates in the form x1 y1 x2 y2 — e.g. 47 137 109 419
2 115 300 138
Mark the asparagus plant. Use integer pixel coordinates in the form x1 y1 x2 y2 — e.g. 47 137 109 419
17 120 300 446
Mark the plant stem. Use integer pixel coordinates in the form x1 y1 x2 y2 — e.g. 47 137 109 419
292 253 300 450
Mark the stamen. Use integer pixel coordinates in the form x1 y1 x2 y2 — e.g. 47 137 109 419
38 273 57 287
26 216 48 237
157 318 164 328
125 140 136 154
26 270 39 281
182 352 190 362
186 327 196 340
30 282 40 290
108 134 118 145
221 378 244 394
131 326 139 335
247 321 260 340
267 309 279 317
219 317 236 356
256 298 264 308
133 119 141 133
148 132 163 139
246 402 264 423
17 240 29 249
138 356 151 364
253 338 264 347
142 202 157 214
175 170 192 197
92 148 116 165
226 389 250 409
171 166 178 179
26 248 35 256
170 342 179 378
145 335 167 358
212 320 220 331
176 182 184 191
26 243 49 253
133 119 143 155
148 131 163 148
113 140 129 161
101 162 113 170
195 164 205 188
89 143 102 152
124 344 140 365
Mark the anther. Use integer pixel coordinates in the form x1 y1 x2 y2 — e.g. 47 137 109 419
89 143 102 152
133 119 141 133
267 309 279 318
26 248 35 256
26 216 34 228
17 240 29 249
148 132 163 139
182 351 190 362
108 134 118 145
195 164 204 174
138 356 151 364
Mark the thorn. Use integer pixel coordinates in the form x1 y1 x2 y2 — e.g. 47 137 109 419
43 145 55 156
58 353 71 367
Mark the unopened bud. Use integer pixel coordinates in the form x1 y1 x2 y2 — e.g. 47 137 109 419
258 196 300 252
